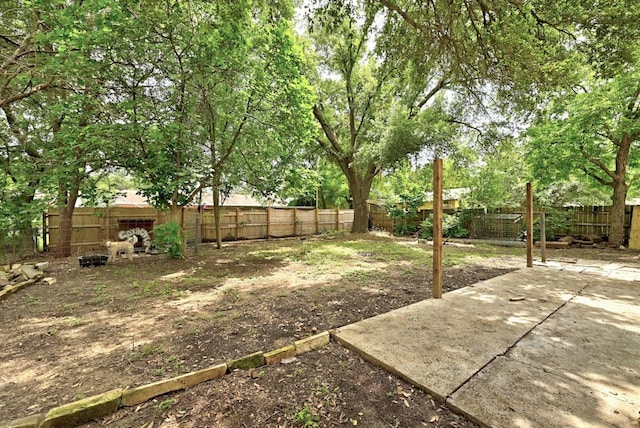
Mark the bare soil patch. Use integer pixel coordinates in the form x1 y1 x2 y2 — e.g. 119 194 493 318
0 234 628 427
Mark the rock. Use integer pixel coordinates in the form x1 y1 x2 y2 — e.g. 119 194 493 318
20 265 44 280
35 262 50 271
580 234 603 243
43 277 57 286
574 240 594 246
7 270 21 281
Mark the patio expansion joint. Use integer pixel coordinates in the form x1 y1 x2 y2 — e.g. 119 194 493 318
444 280 593 402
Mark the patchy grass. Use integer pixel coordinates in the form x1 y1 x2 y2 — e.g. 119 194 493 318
89 283 111 306
129 344 164 362
129 279 187 300
1 233 531 426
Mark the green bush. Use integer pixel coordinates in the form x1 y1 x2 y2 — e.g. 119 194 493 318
420 217 433 239
443 212 469 238
534 210 572 240
420 212 468 239
153 221 184 259
393 221 418 236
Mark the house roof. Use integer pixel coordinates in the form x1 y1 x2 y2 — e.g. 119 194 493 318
78 190 282 208
424 187 470 201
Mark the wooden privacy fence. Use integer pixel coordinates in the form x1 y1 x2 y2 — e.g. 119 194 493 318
370 205 394 232
45 206 354 253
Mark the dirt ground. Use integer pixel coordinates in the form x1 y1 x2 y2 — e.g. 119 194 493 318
0 234 633 427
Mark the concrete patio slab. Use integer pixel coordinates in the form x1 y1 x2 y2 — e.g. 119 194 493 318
448 356 635 428
332 268 587 400
606 270 640 281
332 265 640 427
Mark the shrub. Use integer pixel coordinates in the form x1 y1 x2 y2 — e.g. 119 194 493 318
153 221 184 259
420 212 468 239
443 212 469 238
420 217 433 239
534 210 572 240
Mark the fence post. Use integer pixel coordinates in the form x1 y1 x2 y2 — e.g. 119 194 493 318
315 208 319 234
235 208 240 240
540 211 546 262
335 208 340 231
105 206 110 241
42 212 48 252
181 207 186 253
266 207 271 239
432 158 443 299
526 183 533 267
293 208 298 236
195 216 200 255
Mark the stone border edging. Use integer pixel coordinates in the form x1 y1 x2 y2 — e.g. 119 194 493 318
0 279 37 302
0 331 330 428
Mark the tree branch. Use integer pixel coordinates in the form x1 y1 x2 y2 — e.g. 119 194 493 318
409 76 448 118
448 118 483 135
378 0 442 37
582 167 613 187
579 145 615 180
313 103 344 159
0 34 20 47
0 80 51 107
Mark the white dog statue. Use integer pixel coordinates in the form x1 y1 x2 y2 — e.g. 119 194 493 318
106 236 137 262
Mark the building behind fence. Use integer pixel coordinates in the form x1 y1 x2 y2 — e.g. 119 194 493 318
43 206 354 255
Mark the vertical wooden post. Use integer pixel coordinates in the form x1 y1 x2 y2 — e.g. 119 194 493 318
42 212 48 252
315 207 319 234
105 206 110 241
181 207 186 253
432 158 443 299
266 207 271 239
540 211 547 263
235 207 240 240
526 182 534 267
195 216 200 255
293 208 298 236
335 208 340 231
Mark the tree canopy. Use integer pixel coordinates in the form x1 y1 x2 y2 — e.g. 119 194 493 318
2 0 640 252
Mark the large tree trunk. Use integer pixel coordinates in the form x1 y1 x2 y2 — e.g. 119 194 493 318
609 178 627 247
13 193 37 259
213 185 222 250
346 172 375 234
57 207 73 257
56 180 80 258
312 104 378 234
608 134 632 247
